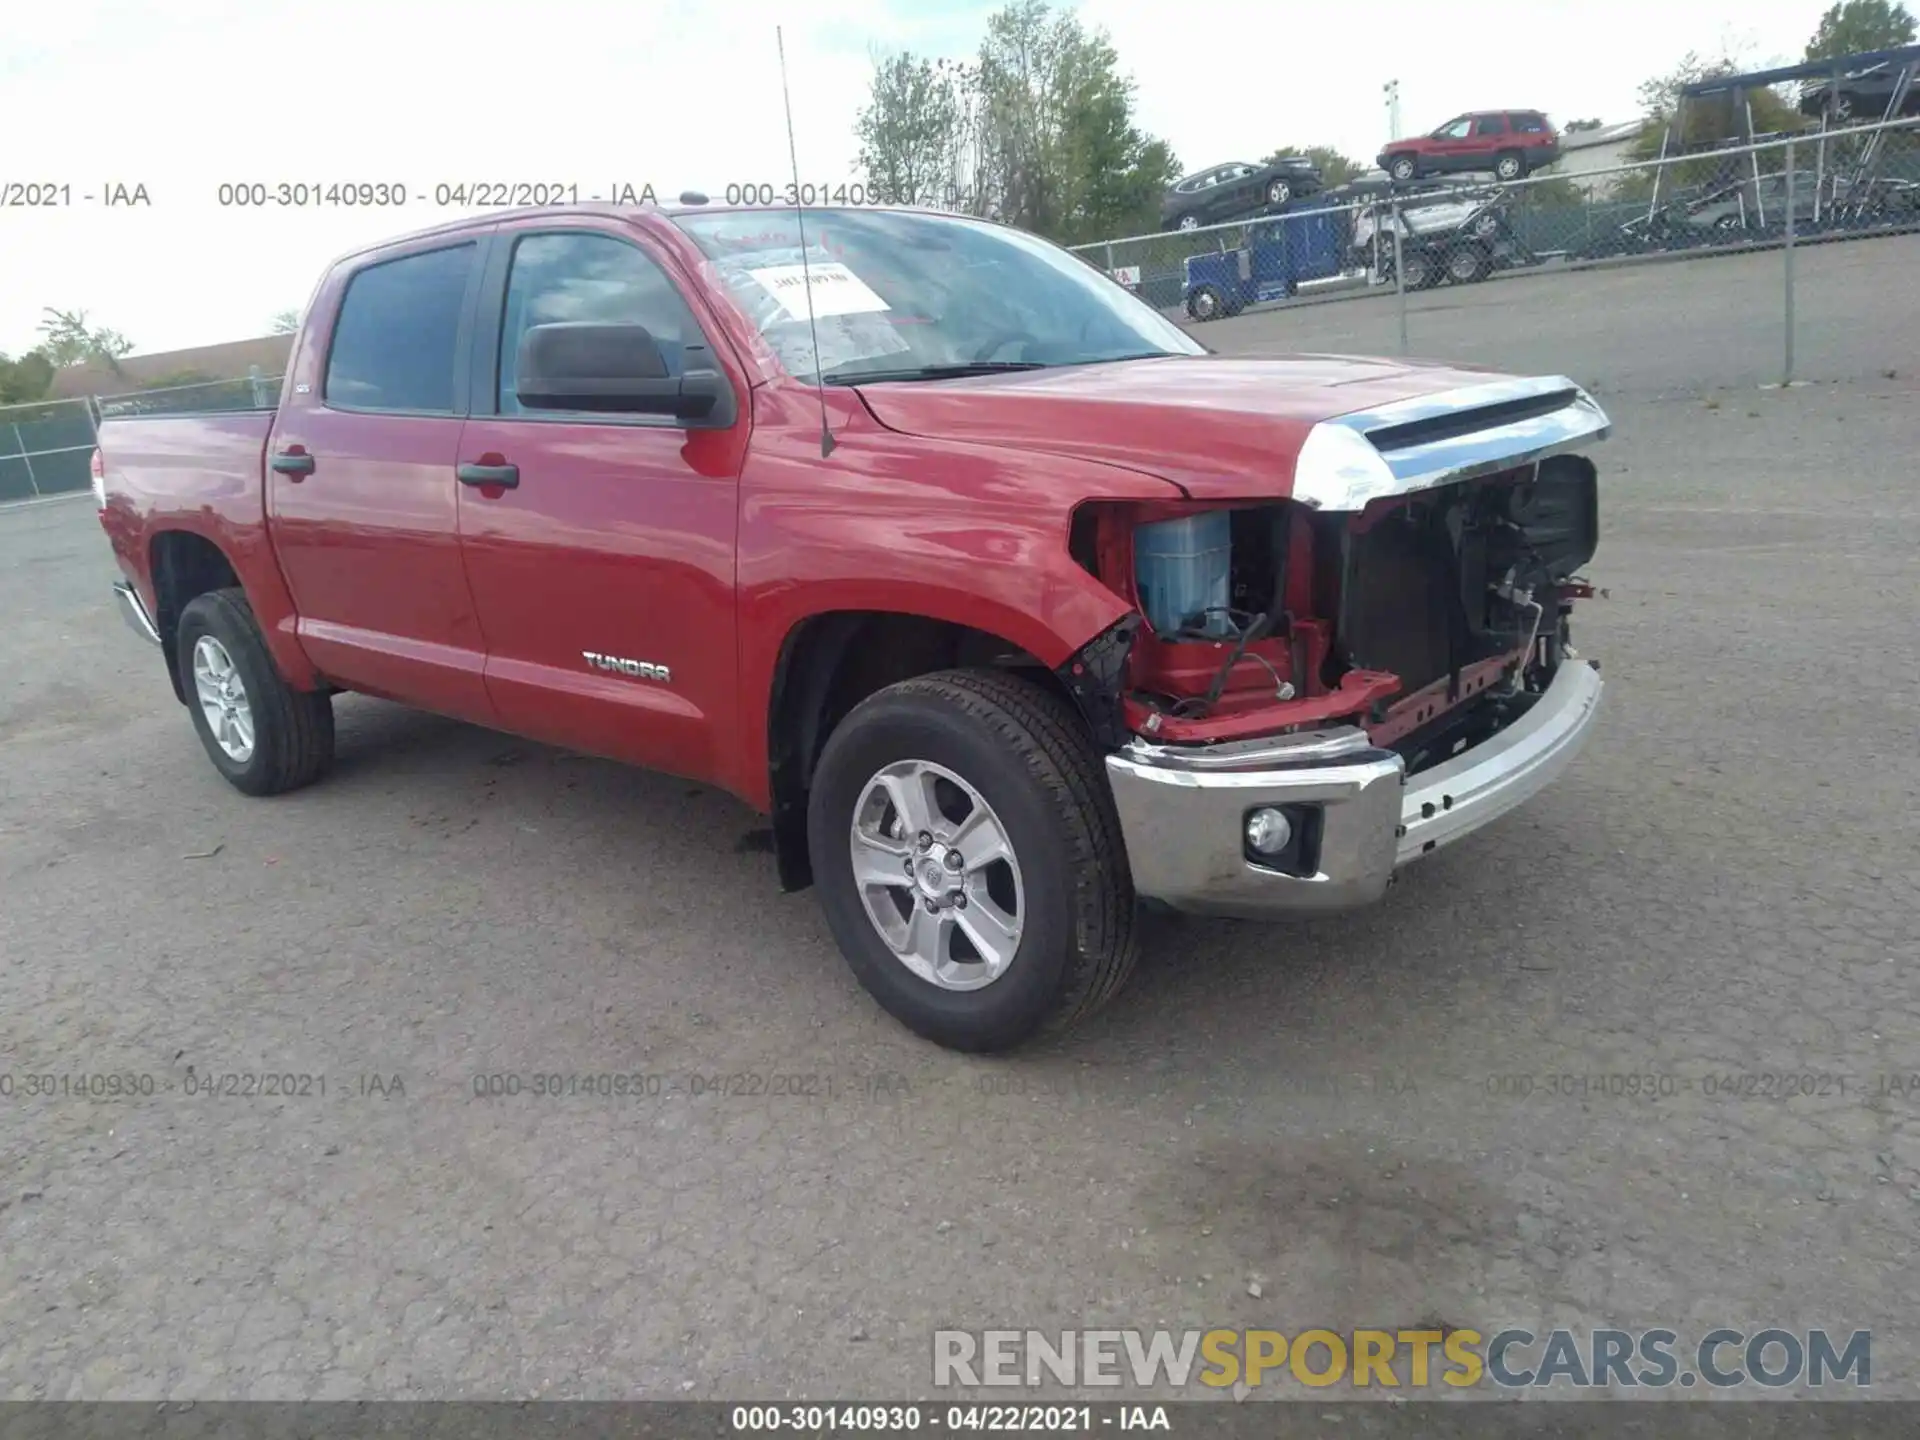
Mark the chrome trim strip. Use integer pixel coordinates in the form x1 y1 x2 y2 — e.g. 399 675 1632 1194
113 580 162 645
1293 373 1611 512
1397 659 1604 865
1115 725 1376 773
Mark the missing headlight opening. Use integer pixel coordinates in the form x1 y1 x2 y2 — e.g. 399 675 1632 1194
1085 454 1598 770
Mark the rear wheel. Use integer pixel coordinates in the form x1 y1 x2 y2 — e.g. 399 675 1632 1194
1401 247 1438 290
806 669 1137 1052
1494 151 1524 182
176 588 334 797
1265 178 1293 207
1446 242 1490 284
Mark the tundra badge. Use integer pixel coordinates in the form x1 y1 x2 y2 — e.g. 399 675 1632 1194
583 651 671 683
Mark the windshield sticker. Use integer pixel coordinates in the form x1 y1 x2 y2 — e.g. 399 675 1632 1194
747 262 891 321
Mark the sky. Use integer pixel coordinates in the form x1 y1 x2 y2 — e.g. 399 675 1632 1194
1 0 1837 359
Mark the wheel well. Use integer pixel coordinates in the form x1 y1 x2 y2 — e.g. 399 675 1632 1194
150 531 240 703
766 612 1081 893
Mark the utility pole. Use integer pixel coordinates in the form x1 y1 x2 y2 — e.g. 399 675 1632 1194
1383 79 1402 141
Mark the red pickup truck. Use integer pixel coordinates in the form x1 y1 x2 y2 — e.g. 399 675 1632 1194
98 201 1608 1052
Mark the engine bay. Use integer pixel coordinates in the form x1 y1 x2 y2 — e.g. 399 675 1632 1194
1075 455 1600 768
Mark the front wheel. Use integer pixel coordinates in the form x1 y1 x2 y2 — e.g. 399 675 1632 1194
1266 178 1293 207
806 669 1138 1052
1187 284 1225 321
176 588 334 797
1389 156 1418 183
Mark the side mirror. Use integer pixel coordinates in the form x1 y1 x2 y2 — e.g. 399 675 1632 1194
515 322 727 421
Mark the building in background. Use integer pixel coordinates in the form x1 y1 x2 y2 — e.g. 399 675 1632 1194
1546 120 1646 198
46 334 295 401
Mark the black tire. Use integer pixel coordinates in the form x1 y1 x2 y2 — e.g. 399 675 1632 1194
1187 284 1225 321
1174 212 1201 231
175 587 334 797
1389 156 1418 183
1401 248 1438 290
1265 178 1293 207
1445 242 1489 284
806 668 1137 1052
1494 151 1524 182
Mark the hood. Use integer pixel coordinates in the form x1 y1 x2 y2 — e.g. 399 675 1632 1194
851 353 1511 500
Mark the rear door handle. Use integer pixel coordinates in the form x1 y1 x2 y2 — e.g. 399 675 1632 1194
457 463 519 489
270 452 315 477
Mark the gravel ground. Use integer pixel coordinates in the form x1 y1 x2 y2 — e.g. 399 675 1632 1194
1 238 1917 1405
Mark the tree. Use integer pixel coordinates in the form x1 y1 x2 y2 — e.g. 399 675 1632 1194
35 308 134 369
1515 174 1588 207
0 350 56 405
854 0 1178 244
1265 145 1363 189
855 53 967 208
1618 49 1811 199
269 309 302 335
1804 0 1916 62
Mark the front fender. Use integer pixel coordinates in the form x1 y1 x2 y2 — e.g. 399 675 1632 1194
729 394 1176 808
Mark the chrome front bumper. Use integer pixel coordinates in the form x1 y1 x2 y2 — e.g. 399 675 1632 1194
1105 659 1604 918
113 580 161 644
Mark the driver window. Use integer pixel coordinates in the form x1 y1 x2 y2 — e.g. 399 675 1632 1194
498 232 704 415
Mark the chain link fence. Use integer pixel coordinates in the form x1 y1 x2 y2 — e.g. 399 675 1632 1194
0 370 285 504
1073 116 1920 383
0 398 99 503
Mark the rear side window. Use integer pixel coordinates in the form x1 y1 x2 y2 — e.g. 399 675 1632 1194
1474 114 1509 136
324 243 475 413
1514 113 1549 133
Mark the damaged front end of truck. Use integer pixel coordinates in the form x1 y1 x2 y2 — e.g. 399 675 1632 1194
1058 374 1610 917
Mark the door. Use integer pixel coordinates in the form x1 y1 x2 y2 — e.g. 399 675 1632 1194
454 221 749 783
1470 113 1511 172
1220 164 1262 219
266 236 497 722
1191 168 1231 223
1430 116 1476 172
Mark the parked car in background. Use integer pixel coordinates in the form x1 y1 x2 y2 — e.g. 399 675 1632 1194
1160 157 1323 230
1678 174 1822 234
1378 111 1561 183
1352 187 1533 289
1797 56 1920 123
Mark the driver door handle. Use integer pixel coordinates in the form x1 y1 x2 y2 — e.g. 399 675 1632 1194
457 462 519 489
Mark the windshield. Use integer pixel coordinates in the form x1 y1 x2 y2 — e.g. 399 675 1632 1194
673 208 1204 384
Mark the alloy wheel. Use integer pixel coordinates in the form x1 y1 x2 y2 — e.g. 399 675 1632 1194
848 759 1025 992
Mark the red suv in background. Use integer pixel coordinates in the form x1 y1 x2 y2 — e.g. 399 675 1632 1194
1379 111 1561 183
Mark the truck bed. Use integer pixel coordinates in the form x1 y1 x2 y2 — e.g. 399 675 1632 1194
97 411 277 606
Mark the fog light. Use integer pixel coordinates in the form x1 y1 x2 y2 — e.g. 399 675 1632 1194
1245 807 1293 856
